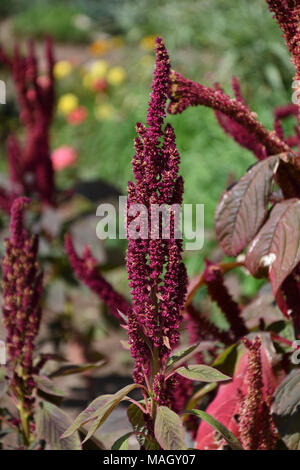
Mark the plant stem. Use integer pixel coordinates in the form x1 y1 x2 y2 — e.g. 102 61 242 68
18 399 31 448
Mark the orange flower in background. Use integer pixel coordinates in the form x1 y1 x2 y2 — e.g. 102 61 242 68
88 39 110 56
51 146 78 171
139 34 157 51
67 106 88 125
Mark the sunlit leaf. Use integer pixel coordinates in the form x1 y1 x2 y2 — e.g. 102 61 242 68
154 406 186 450
176 364 230 382
245 198 300 295
215 156 279 256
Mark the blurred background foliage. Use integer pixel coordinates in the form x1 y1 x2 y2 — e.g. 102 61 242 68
0 0 295 282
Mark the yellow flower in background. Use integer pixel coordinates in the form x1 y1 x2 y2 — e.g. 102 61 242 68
53 60 73 79
57 93 79 115
82 73 93 89
88 39 110 56
90 60 108 78
94 103 115 120
107 66 126 85
139 34 157 51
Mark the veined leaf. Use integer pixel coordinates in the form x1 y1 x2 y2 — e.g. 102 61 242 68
272 369 300 450
49 360 106 378
245 198 300 295
176 364 230 382
166 343 201 372
33 375 65 398
215 156 279 256
36 401 81 450
127 403 160 450
62 383 141 443
184 409 243 450
154 406 187 450
61 394 113 439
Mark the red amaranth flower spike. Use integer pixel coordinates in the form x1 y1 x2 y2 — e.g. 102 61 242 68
203 259 247 340
65 234 130 322
126 37 187 397
238 337 278 450
168 70 291 158
266 1 300 121
0 38 55 209
2 197 43 414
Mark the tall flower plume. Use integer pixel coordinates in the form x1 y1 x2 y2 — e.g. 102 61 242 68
0 38 55 210
126 38 187 396
2 197 43 418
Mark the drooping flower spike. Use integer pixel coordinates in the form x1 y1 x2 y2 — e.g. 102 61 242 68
65 234 131 322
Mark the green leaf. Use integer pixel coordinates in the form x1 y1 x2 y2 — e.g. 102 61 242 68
272 369 300 450
49 360 106 378
183 409 243 450
166 343 201 372
36 401 81 450
154 406 187 450
61 394 113 439
215 156 280 256
111 432 132 450
62 383 141 443
33 375 65 398
127 403 160 450
176 364 230 382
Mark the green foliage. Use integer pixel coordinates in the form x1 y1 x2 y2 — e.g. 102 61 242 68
154 406 187 450
183 409 243 450
175 364 230 382
13 2 91 43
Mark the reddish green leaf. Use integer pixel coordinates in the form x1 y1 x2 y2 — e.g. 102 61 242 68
127 403 160 450
154 406 186 450
61 394 113 439
215 156 279 256
176 364 230 382
62 383 141 443
36 401 81 450
33 375 65 398
49 360 106 378
245 199 300 295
